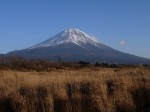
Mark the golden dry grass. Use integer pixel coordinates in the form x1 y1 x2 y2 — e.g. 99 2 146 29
0 67 149 112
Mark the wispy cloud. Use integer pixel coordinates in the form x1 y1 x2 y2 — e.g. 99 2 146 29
119 40 127 46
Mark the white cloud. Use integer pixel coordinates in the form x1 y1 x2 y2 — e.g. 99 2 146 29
119 40 127 46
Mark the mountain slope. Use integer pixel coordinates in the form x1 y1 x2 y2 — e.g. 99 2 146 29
8 29 150 64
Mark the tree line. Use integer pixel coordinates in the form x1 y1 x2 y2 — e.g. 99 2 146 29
0 55 148 71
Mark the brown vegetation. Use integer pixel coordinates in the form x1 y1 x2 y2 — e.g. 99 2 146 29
0 67 149 112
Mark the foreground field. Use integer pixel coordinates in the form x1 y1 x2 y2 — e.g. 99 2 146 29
0 67 149 112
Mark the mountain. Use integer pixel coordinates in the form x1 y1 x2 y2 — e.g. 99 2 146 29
8 29 150 64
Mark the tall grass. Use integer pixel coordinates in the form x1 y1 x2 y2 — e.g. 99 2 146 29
0 68 149 112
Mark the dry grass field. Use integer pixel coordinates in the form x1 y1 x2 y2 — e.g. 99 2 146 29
0 67 149 112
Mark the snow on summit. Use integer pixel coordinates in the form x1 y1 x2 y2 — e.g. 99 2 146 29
30 29 100 49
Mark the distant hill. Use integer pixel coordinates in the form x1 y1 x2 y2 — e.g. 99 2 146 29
0 54 5 57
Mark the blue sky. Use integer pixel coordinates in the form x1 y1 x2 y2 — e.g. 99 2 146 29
0 0 150 58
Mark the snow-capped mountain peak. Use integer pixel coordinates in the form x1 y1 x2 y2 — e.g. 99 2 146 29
29 29 100 49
